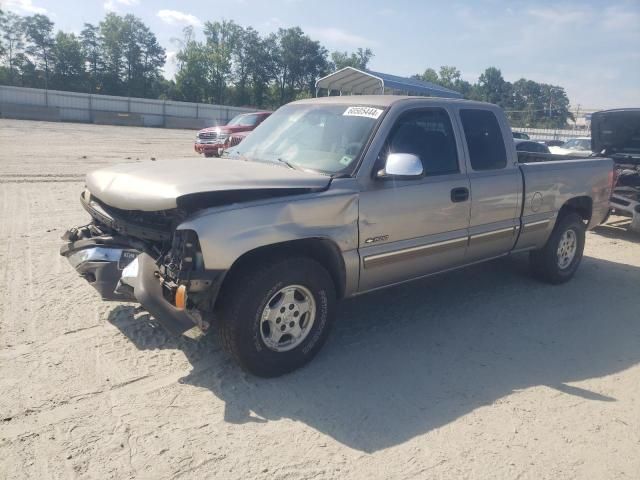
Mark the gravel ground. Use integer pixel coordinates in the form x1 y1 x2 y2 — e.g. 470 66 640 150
0 118 639 480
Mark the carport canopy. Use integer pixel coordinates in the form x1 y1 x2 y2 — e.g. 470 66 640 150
316 67 463 98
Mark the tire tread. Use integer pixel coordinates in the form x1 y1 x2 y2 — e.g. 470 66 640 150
216 255 335 376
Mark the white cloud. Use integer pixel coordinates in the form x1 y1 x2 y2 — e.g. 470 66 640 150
263 17 283 29
162 51 178 79
104 0 139 13
3 0 47 14
306 27 376 47
377 7 396 16
157 9 202 27
446 2 640 109
526 6 593 25
601 5 640 31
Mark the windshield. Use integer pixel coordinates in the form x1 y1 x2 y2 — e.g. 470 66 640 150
563 139 591 150
227 114 260 127
225 104 383 175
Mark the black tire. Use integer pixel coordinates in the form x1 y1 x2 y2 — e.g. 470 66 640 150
217 256 336 377
530 212 585 284
204 152 216 158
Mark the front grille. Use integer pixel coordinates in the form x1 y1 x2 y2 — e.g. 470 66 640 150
198 131 218 140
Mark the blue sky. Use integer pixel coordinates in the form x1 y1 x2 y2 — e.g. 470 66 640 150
4 0 639 109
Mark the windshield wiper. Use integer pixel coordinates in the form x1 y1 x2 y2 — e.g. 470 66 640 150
276 158 298 170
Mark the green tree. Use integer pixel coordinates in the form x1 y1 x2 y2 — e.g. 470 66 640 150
0 12 578 126
134 20 165 97
231 26 261 105
203 19 241 104
509 78 543 126
12 51 38 86
275 27 328 104
474 67 511 105
437 65 461 89
96 13 164 96
538 84 572 128
413 67 439 84
330 47 373 70
51 31 85 91
247 33 278 107
23 14 55 90
98 13 125 94
0 11 25 85
0 9 4 58
413 66 472 97
507 79 572 128
174 26 209 102
80 23 102 93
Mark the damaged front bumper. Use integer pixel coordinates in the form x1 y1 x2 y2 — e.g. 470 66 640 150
60 229 141 302
60 226 217 335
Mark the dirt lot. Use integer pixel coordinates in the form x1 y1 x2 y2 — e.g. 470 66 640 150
0 118 639 479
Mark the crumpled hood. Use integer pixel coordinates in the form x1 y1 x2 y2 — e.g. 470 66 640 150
86 158 331 211
591 109 640 157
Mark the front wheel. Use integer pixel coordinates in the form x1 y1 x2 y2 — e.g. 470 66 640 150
530 213 586 284
217 257 336 377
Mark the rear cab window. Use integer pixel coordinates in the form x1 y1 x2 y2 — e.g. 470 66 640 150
460 109 507 170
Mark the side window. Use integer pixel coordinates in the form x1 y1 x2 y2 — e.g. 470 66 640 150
460 109 507 170
385 109 459 176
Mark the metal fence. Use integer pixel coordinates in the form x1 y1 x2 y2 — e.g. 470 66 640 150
512 127 591 142
0 85 259 129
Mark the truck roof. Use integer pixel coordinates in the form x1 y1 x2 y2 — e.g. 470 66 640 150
291 95 494 109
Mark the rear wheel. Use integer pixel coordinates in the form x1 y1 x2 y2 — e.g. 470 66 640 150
530 213 585 284
217 257 336 377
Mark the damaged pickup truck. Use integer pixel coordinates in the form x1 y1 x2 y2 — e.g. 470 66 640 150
61 96 613 377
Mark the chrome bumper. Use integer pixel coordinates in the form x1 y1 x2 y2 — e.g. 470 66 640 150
62 243 139 302
61 237 199 334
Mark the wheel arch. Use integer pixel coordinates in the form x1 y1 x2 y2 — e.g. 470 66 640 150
215 237 347 310
558 196 593 223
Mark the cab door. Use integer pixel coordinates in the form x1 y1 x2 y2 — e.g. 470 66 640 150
456 107 521 261
358 107 471 292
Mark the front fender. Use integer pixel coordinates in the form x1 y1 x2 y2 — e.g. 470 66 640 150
177 187 360 274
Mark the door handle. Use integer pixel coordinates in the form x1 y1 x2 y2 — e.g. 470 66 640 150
451 187 469 203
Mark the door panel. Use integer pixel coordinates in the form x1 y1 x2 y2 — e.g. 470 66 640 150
357 106 472 292
457 108 521 261
466 169 521 260
358 173 470 291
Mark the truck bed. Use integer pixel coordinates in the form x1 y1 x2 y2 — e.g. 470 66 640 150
514 156 613 250
517 151 598 163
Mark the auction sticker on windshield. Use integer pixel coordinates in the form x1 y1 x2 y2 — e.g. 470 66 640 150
343 106 384 119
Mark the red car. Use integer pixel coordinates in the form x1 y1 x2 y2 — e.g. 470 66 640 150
194 111 271 157
224 130 251 151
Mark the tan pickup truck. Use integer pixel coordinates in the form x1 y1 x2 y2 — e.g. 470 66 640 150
61 96 613 376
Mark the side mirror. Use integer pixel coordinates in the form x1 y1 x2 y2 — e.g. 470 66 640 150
377 153 424 180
